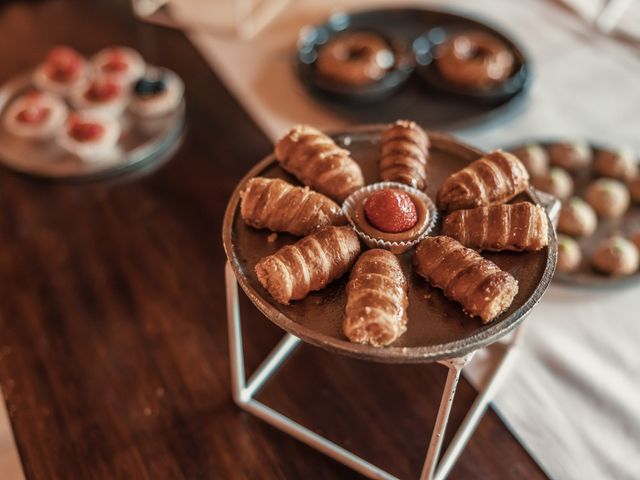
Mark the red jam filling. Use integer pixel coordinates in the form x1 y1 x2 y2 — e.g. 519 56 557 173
84 79 121 102
44 46 83 82
68 118 105 142
102 50 129 73
364 189 418 233
17 106 50 125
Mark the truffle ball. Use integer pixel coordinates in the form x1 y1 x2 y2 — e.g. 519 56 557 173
548 141 592 172
556 234 582 273
584 178 630 218
533 167 573 201
594 148 638 181
511 144 549 179
592 236 639 275
558 197 597 237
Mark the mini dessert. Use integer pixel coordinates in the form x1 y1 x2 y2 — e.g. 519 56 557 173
547 141 592 172
92 46 145 85
532 167 573 201
346 185 434 253
442 202 549 252
33 46 88 96
628 174 640 203
558 197 597 237
57 113 120 160
71 77 128 118
584 178 630 218
630 229 640 251
510 144 549 179
594 148 638 181
239 177 345 236
556 235 582 273
435 31 514 89
254 226 361 305
437 150 529 211
315 32 394 87
130 68 184 117
275 125 364 202
343 249 408 347
2 90 67 140
592 236 639 275
413 236 519 323
380 120 429 190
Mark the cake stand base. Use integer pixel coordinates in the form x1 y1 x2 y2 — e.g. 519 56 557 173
225 261 525 480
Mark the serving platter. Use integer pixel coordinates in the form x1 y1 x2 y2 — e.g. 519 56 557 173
507 140 640 288
0 70 185 180
223 125 557 363
296 8 532 131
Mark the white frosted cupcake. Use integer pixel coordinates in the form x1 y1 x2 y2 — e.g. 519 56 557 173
71 77 129 119
57 113 120 161
33 46 89 97
130 68 184 117
92 46 145 85
344 182 437 254
3 90 68 140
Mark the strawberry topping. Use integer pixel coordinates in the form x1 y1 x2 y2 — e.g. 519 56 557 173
68 116 105 142
364 189 418 233
44 46 83 82
102 50 129 73
84 79 121 102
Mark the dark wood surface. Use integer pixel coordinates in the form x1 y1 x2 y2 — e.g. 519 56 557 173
0 1 547 478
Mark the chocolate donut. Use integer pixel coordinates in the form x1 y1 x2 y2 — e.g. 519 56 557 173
316 32 394 87
435 31 514 89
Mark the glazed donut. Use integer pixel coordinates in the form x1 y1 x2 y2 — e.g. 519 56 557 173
315 32 394 87
435 31 514 89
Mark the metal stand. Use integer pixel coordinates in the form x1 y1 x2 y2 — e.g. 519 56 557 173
225 262 524 480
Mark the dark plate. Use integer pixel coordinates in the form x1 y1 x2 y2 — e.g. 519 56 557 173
506 139 640 288
295 8 532 131
222 126 557 363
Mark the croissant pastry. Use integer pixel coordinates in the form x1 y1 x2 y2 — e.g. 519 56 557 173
437 151 530 211
343 249 408 347
275 125 365 202
240 177 346 236
442 202 549 252
380 120 430 190
414 236 518 323
255 226 361 304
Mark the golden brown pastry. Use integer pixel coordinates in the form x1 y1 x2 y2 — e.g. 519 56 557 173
343 249 408 347
240 177 345 236
442 202 549 252
436 151 529 211
380 120 429 190
255 226 361 304
275 125 365 202
414 236 518 323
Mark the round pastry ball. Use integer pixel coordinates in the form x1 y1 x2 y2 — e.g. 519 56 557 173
592 236 639 275
556 234 582 273
630 229 640 251
532 167 573 201
594 148 638 181
511 144 549 179
548 141 592 171
628 175 640 203
558 197 597 237
584 178 630 218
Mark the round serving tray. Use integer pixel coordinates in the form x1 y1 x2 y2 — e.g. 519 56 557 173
223 126 557 363
296 8 532 131
507 139 640 288
0 70 185 180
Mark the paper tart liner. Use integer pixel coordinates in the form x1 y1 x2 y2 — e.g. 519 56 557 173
343 182 438 254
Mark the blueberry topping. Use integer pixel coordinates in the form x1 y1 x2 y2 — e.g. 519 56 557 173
133 76 166 97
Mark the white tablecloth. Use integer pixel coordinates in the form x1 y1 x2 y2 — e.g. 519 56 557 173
171 1 640 478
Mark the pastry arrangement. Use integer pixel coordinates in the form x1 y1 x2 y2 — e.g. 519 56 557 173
510 141 640 282
297 8 529 107
237 121 550 348
0 45 185 177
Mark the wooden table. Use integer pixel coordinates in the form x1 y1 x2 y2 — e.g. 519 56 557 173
0 1 547 478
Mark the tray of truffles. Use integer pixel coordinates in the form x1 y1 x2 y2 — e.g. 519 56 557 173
0 45 185 179
296 8 531 130
509 141 640 286
222 123 557 363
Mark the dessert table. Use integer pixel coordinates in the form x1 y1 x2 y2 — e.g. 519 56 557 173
0 0 546 479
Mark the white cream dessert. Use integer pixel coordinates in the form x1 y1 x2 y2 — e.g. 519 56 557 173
3 90 68 140
33 46 89 96
57 113 120 161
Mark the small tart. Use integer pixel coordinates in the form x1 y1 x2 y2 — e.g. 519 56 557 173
344 182 437 253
